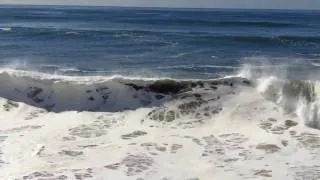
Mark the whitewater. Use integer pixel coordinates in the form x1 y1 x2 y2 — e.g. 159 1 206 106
1 64 320 180
1 5 320 180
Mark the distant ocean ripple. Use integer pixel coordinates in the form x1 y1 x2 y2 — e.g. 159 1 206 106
0 6 320 79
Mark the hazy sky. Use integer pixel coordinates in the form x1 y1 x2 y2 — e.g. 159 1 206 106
0 0 320 9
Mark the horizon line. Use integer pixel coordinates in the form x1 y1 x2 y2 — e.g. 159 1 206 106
0 3 320 11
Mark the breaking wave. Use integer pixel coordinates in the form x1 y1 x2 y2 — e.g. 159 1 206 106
1 65 320 130
241 65 320 130
0 68 248 113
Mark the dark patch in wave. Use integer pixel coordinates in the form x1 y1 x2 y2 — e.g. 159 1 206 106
0 71 250 112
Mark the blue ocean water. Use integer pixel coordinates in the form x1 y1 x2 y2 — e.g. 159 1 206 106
0 5 320 79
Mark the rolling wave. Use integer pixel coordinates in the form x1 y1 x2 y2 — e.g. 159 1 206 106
3 26 320 47
191 35 320 45
156 65 239 70
0 68 248 112
214 21 304 27
118 18 305 28
0 27 12 32
1 67 320 130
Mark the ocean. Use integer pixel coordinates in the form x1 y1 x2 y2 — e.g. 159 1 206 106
1 6 320 79
1 5 320 180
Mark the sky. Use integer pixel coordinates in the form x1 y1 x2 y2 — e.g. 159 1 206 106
0 0 320 10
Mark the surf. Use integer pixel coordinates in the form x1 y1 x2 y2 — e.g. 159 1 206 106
0 68 249 112
1 66 320 131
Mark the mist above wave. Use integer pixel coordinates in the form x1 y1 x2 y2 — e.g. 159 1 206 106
241 64 320 130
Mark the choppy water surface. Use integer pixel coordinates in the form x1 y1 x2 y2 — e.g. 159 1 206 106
1 6 320 79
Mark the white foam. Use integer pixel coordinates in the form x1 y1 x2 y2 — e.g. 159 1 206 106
57 67 82 73
241 63 320 130
65 31 80 35
0 27 12 32
311 62 320 67
0 79 318 180
1 66 320 179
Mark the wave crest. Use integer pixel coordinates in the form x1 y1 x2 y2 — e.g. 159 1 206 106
0 69 249 113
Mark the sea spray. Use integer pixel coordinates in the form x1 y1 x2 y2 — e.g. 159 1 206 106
240 63 320 129
258 78 320 129
296 99 320 129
